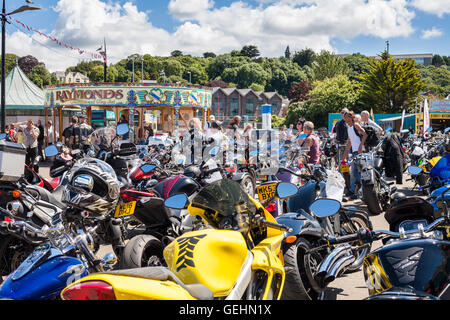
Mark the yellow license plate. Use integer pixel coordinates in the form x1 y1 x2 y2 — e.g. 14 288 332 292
256 183 277 202
114 201 137 218
340 164 350 173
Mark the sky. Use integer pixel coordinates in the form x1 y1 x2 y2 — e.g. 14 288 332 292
3 0 450 72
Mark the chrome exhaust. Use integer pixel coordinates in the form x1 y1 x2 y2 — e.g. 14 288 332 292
324 254 356 285
314 244 353 288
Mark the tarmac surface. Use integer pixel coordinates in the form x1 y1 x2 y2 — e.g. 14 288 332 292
38 165 420 300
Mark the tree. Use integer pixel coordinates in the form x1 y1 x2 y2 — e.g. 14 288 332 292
18 55 41 74
285 75 359 127
358 52 426 113
417 64 450 98
293 48 316 67
88 65 105 82
0 54 20 76
171 50 183 57
432 54 445 67
203 52 216 58
288 80 313 103
240 45 260 58
311 50 349 81
28 65 53 88
344 54 371 82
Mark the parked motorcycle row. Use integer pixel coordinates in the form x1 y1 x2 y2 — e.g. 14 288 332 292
0 124 448 300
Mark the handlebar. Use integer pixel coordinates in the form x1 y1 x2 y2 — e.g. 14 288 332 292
254 216 292 232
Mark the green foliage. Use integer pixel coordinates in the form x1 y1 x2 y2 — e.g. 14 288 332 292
416 64 450 98
293 48 316 67
343 54 372 81
358 53 427 113
28 65 54 88
240 45 260 58
311 51 350 81
271 115 285 128
171 50 183 57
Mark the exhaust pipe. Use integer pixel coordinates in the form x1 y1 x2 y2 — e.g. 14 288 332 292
314 244 352 288
324 254 356 285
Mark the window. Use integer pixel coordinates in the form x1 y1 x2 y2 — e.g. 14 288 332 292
271 102 278 114
230 98 239 116
246 99 254 116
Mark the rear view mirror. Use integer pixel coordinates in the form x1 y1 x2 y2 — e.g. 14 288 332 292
0 133 6 140
445 127 450 133
297 134 308 140
164 194 189 210
209 146 220 157
44 145 59 157
385 127 392 133
309 198 341 218
141 164 156 173
276 182 298 199
116 123 129 136
164 193 189 210
426 127 433 133
408 166 423 175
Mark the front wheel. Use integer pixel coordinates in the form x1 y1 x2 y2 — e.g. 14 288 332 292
281 237 322 300
240 175 256 198
121 234 165 269
362 182 383 215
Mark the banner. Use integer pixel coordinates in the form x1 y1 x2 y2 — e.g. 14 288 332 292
423 99 430 133
9 16 105 62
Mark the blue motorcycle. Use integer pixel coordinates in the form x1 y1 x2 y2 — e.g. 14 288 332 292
0 209 116 300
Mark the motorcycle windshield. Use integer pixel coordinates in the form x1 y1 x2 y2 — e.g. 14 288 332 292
191 179 256 217
89 127 119 153
430 154 450 180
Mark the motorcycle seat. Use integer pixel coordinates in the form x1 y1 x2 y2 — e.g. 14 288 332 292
25 185 67 210
106 266 214 300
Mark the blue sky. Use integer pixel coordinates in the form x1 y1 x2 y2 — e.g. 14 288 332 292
4 0 450 71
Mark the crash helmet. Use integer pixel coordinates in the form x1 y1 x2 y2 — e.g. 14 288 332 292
183 165 202 179
63 158 120 217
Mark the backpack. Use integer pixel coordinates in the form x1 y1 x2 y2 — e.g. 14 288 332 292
354 124 380 149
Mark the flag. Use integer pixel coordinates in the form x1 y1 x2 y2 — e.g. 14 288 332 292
423 99 430 133
400 109 406 130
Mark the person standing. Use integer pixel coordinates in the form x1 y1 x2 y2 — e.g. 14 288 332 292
342 111 368 199
332 108 349 162
301 121 320 164
36 120 45 160
286 124 294 136
361 110 383 135
204 115 215 131
63 116 78 148
46 120 58 145
14 119 40 167
8 124 17 142
74 114 93 151
295 117 306 146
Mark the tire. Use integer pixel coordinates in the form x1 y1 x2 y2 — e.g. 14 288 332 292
121 234 165 269
340 212 372 272
0 235 35 278
240 175 256 198
362 182 383 215
281 237 322 300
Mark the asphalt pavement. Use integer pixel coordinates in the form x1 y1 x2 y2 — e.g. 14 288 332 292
38 166 420 300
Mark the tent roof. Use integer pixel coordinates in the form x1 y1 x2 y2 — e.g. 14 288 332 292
1 64 44 109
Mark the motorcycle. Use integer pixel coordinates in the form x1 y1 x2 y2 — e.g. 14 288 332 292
61 179 297 300
352 141 395 215
274 167 372 300
313 187 450 300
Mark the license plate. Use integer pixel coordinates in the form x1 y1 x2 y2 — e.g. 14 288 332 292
361 171 372 181
114 201 136 218
340 164 350 173
257 183 277 202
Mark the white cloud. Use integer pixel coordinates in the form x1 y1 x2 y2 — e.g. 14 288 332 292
410 0 450 18
421 27 443 39
5 0 421 72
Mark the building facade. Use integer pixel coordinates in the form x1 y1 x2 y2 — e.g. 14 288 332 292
211 87 285 123
52 71 90 84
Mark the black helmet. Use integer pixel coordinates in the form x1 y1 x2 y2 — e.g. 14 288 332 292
63 159 120 217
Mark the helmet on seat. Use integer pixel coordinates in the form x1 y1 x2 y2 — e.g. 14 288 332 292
63 159 120 217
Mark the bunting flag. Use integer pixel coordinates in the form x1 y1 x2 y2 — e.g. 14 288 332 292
10 16 105 62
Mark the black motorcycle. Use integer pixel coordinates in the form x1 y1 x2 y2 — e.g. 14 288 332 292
313 187 450 300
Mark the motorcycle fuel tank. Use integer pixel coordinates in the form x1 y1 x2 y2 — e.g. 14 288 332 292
163 229 248 297
363 238 450 299
0 246 87 300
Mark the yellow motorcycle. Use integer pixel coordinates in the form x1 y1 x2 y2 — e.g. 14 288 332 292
60 179 297 300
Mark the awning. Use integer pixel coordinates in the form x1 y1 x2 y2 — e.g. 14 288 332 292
378 114 415 122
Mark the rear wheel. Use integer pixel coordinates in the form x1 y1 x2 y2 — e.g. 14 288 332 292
240 175 256 198
121 234 165 269
362 182 383 215
0 235 34 279
281 237 322 300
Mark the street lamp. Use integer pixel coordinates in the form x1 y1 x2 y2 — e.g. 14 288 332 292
138 56 144 83
187 71 191 84
1 1 41 132
159 70 165 83
129 56 136 83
